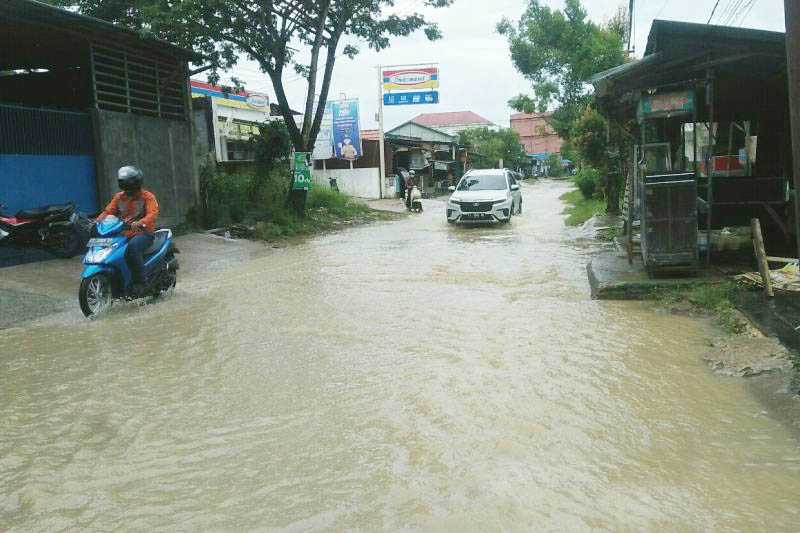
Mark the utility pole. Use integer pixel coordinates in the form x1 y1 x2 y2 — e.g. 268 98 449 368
377 65 386 200
786 0 800 256
627 0 635 53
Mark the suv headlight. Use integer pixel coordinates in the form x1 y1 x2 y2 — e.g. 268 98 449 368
492 198 510 204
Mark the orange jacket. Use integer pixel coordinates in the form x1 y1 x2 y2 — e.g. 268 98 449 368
98 190 159 236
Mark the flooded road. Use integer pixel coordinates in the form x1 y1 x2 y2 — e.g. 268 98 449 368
3 180 800 530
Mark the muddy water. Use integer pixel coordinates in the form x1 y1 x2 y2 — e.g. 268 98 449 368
2 180 800 531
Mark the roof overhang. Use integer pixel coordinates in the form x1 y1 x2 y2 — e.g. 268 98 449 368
1 0 199 63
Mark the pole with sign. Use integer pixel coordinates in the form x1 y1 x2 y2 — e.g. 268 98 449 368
377 66 386 199
377 63 439 199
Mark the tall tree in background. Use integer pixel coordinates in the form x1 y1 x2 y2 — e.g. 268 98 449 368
497 0 626 138
460 128 528 170
47 0 453 153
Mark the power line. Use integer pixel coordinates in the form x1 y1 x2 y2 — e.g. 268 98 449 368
707 0 722 23
733 0 757 25
722 0 748 25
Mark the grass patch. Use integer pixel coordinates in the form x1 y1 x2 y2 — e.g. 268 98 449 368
198 169 399 241
253 188 394 240
649 281 745 334
560 189 606 226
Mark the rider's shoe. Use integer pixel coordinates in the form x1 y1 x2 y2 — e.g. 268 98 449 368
129 282 148 298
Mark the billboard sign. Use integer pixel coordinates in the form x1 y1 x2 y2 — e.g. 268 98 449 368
312 104 334 160
330 99 362 161
382 67 439 91
384 91 439 106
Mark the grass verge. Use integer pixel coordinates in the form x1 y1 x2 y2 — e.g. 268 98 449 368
252 188 398 240
559 189 606 226
649 281 746 334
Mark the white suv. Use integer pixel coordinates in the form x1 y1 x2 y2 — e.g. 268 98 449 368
446 169 522 224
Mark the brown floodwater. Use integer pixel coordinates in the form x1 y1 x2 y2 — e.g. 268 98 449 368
2 180 800 531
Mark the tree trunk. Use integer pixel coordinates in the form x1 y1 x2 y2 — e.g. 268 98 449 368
300 0 332 149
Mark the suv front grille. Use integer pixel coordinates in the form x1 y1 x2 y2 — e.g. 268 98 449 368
458 201 493 213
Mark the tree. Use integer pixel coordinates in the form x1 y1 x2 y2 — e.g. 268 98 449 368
460 128 527 170
48 0 453 209
497 0 626 138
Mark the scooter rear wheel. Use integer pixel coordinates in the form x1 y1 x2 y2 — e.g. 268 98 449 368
79 274 113 318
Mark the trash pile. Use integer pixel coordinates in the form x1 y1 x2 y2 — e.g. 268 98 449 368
736 261 800 292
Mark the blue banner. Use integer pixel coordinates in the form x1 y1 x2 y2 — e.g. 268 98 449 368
330 99 362 161
383 91 439 106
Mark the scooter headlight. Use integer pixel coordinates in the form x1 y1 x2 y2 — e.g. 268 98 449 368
0 228 8 240
84 246 114 264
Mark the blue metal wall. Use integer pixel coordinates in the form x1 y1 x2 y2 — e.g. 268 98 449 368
0 104 98 214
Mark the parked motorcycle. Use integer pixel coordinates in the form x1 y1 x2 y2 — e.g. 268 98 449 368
0 201 91 257
79 215 179 318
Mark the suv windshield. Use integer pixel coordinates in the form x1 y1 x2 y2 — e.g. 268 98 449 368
456 174 507 191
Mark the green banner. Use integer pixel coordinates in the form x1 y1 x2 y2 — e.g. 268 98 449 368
638 90 695 120
292 152 312 191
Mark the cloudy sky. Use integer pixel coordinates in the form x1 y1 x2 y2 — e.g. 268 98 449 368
200 0 787 131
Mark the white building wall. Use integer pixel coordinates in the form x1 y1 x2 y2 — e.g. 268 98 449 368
312 167 381 199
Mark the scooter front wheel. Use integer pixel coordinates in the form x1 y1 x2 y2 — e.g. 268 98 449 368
79 274 113 318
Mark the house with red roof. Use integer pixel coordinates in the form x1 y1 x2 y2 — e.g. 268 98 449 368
409 111 498 136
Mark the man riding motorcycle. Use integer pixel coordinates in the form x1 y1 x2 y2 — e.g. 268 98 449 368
97 166 159 295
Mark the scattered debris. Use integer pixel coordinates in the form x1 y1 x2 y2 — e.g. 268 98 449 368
735 262 800 293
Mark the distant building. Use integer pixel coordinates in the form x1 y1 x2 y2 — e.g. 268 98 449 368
410 111 497 136
510 112 564 157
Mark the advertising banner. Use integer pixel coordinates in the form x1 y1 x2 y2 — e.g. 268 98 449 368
382 67 439 91
383 91 439 106
330 99 362 161
292 152 312 190
312 104 334 160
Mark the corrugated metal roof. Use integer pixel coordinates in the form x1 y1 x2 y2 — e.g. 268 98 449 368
645 19 785 56
411 111 494 127
3 0 198 60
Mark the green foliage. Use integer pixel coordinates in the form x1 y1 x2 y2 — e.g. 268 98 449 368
460 127 528 170
201 169 384 240
650 282 745 334
573 166 601 199
559 189 605 226
306 187 371 217
571 107 609 170
498 0 626 139
250 121 292 172
547 153 563 177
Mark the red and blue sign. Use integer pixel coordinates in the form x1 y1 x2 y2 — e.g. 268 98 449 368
190 80 248 101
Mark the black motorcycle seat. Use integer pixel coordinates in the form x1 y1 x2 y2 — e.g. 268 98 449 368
144 230 170 256
16 203 74 220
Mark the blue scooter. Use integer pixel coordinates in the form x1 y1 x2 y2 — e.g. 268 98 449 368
79 215 179 318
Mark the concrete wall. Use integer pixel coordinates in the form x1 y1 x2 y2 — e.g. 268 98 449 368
312 167 381 199
93 110 197 227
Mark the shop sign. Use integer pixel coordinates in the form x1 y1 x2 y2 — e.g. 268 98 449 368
246 93 270 110
638 90 695 119
383 91 439 106
292 152 313 190
382 67 439 91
